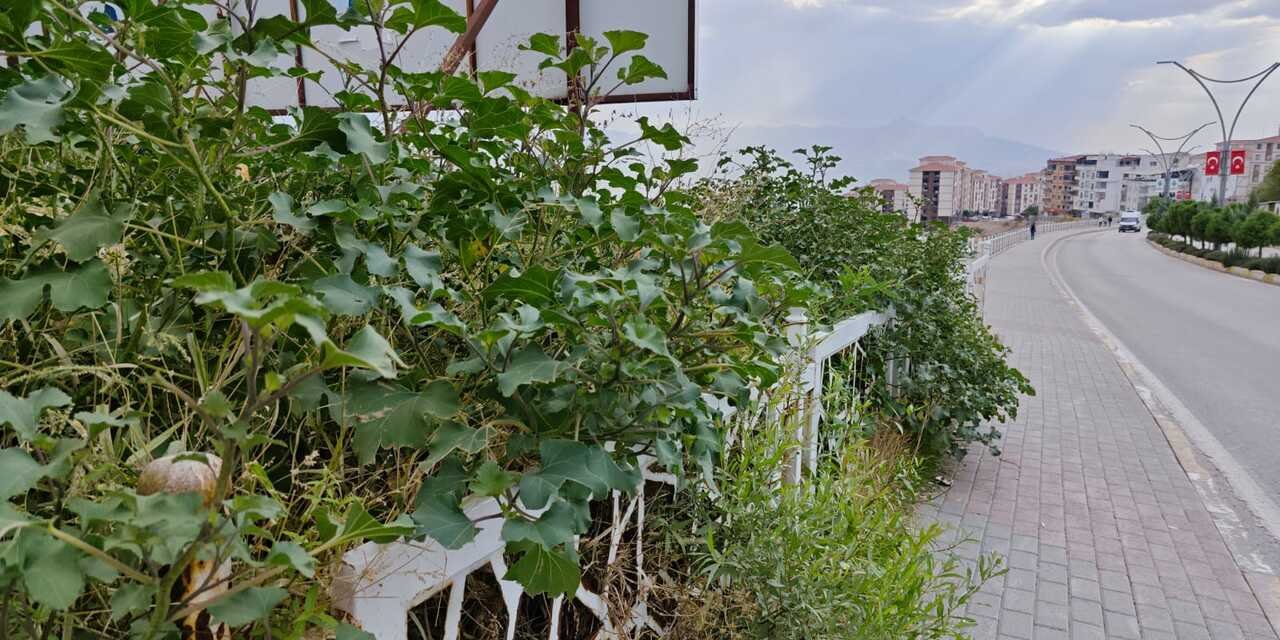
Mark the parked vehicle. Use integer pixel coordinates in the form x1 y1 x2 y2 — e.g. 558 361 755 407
1118 212 1142 232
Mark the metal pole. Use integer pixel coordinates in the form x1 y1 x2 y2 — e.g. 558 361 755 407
1131 122 1212 209
1158 61 1280 206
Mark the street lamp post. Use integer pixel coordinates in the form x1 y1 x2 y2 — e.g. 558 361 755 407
1131 122 1213 209
1157 61 1280 206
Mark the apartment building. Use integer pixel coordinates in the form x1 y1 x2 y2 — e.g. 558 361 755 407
1044 156 1082 216
908 156 964 222
1002 172 1043 216
867 179 918 221
1195 133 1280 203
1072 155 1139 215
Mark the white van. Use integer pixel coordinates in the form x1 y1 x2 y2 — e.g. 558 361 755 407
1118 212 1141 233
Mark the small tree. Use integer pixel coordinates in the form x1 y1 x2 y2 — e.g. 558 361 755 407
1233 210 1278 257
1023 204 1040 218
1191 208 1214 248
1165 200 1199 242
1206 211 1235 250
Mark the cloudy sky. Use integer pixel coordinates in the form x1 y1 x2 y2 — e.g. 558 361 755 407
638 0 1280 177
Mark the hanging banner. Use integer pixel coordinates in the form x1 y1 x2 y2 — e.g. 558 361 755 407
1204 151 1221 176
1230 149 1247 175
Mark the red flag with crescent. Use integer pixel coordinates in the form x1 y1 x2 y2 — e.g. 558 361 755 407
1205 151 1221 176
1230 149 1247 175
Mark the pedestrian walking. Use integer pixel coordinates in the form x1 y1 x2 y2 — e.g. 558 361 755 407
1029 220 1037 240
1107 215 1113 227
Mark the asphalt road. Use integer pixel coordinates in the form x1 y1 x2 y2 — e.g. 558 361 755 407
1052 230 1280 499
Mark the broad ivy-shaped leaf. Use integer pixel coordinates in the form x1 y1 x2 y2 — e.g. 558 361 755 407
602 30 648 56
42 194 133 261
517 440 640 510
482 266 559 306
208 586 288 627
411 458 476 548
469 461 516 497
504 540 580 598
404 245 444 292
0 262 113 321
616 55 667 85
610 209 640 242
266 541 316 578
622 319 671 357
268 192 315 234
322 503 414 546
0 75 72 144
314 274 377 315
337 113 389 164
0 387 71 442
337 623 376 640
495 347 561 397
636 116 689 152
345 380 458 463
173 274 328 329
501 501 582 548
335 227 396 277
320 325 404 379
424 421 489 467
0 449 45 500
386 0 466 34
23 537 84 610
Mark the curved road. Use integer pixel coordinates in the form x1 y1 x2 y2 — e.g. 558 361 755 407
1052 230 1280 499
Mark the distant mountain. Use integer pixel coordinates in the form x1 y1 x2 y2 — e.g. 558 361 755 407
715 118 1064 182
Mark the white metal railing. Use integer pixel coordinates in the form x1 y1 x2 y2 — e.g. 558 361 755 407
332 239 1032 638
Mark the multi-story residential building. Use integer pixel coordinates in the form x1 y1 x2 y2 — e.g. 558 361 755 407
867 179 918 221
1072 154 1141 216
908 155 965 222
1044 156 1082 216
1002 172 1043 216
1195 133 1280 203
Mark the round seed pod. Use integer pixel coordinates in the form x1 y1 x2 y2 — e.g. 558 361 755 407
137 453 223 506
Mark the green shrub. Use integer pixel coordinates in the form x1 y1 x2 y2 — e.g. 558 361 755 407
698 147 1031 459
1242 257 1280 274
671 421 999 640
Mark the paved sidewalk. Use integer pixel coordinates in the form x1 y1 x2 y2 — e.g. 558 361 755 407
926 232 1279 639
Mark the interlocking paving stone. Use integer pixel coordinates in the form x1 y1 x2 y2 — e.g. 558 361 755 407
925 234 1280 639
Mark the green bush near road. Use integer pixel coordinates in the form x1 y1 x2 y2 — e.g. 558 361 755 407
1148 204 1280 258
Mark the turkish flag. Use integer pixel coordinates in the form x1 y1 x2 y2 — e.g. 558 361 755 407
1231 149 1247 175
1205 151 1221 176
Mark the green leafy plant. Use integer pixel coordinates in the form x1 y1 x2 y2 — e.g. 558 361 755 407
0 1 808 635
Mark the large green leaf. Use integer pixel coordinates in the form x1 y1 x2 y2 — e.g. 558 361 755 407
321 325 404 379
0 75 72 144
337 113 389 164
43 194 132 261
208 586 288 627
424 421 489 466
404 245 444 292
482 266 559 306
622 319 671 357
0 262 113 321
0 387 72 442
269 192 316 234
337 623 376 640
266 540 316 578
23 538 85 610
314 274 378 316
411 493 476 549
345 380 457 463
504 540 580 598
0 448 45 500
602 30 648 56
501 501 581 548
495 347 561 397
385 0 466 34
516 440 640 510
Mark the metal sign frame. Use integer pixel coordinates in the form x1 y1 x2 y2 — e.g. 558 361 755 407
272 0 695 109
